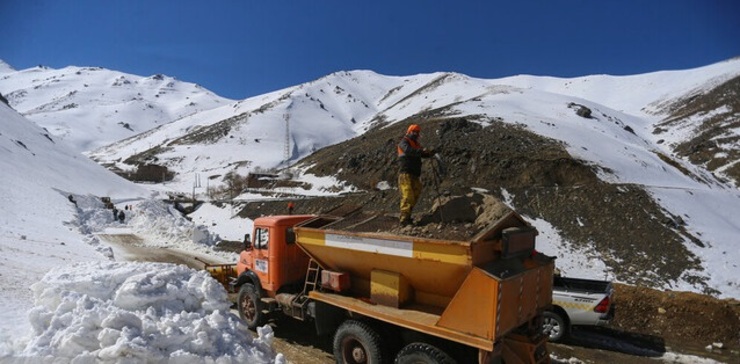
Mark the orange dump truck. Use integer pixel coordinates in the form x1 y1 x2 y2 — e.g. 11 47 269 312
225 210 554 364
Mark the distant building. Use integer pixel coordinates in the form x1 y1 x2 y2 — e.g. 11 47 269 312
135 164 174 182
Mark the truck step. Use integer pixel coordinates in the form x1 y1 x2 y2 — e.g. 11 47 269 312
261 297 277 311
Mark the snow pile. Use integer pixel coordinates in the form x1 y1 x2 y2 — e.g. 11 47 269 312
6 261 283 363
189 202 251 242
69 194 239 264
128 199 204 245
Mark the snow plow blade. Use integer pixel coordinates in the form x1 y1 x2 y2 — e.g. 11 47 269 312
198 258 238 293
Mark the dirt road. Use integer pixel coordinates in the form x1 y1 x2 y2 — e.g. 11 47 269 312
98 233 739 363
251 319 738 364
98 233 211 269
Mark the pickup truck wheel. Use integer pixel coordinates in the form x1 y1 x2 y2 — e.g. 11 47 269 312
333 320 384 364
542 311 568 342
395 342 456 364
238 283 265 329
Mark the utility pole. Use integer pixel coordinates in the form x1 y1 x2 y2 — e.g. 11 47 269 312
192 173 201 202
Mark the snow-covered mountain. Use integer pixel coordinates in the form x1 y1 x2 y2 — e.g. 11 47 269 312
2 59 737 194
0 62 232 153
75 60 738 195
1 59 739 300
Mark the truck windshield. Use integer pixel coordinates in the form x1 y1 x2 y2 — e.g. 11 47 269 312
255 227 269 249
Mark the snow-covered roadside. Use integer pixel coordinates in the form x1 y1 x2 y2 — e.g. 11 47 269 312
0 194 282 363
11 261 282 363
189 202 251 243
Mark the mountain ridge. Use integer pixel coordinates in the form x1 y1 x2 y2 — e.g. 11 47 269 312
0 63 232 152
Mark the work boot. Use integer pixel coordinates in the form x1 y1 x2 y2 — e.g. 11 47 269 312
399 218 412 227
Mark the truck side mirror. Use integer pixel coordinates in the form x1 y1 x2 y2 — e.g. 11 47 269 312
243 234 252 250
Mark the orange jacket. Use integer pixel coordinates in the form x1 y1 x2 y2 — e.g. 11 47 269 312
397 135 430 177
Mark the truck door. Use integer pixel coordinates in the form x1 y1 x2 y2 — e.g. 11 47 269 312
282 227 310 285
252 226 271 288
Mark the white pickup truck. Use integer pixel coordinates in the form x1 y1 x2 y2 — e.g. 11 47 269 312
543 275 615 342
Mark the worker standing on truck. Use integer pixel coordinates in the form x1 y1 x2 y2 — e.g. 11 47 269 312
397 123 435 226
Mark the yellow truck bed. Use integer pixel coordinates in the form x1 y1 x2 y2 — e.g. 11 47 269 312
309 255 552 352
295 210 554 358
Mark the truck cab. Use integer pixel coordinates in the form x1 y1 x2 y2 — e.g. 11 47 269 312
234 215 314 326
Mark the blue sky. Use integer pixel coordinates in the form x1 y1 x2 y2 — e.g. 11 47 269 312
1 0 738 100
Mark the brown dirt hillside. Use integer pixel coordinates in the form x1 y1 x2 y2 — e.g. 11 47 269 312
612 284 740 350
280 116 715 293
653 76 740 188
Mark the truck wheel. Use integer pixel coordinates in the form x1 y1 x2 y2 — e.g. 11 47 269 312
394 342 456 364
238 283 265 329
333 320 384 364
542 311 568 342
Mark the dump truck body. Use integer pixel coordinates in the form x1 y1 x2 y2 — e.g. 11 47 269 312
230 209 553 363
295 214 553 348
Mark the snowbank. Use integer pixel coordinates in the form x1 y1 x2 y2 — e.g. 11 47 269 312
1 261 283 363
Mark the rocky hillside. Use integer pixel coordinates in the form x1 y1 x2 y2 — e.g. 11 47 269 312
652 75 740 187
238 115 713 295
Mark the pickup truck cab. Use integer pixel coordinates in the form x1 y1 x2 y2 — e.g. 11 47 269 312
543 275 615 342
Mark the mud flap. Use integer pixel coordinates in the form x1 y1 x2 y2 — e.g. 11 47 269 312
312 300 346 336
501 333 550 364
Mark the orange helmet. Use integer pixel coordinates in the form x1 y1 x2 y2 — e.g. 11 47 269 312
406 124 421 134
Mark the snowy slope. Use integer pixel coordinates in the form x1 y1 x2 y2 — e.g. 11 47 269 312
496 58 740 158
497 59 740 118
83 61 740 298
0 102 282 362
0 63 232 153
1 100 147 333
0 102 150 240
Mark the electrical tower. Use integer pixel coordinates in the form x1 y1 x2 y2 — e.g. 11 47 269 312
283 113 290 162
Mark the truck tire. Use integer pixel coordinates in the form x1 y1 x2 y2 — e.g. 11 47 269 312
333 320 384 364
238 283 266 329
394 342 456 364
542 310 568 342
